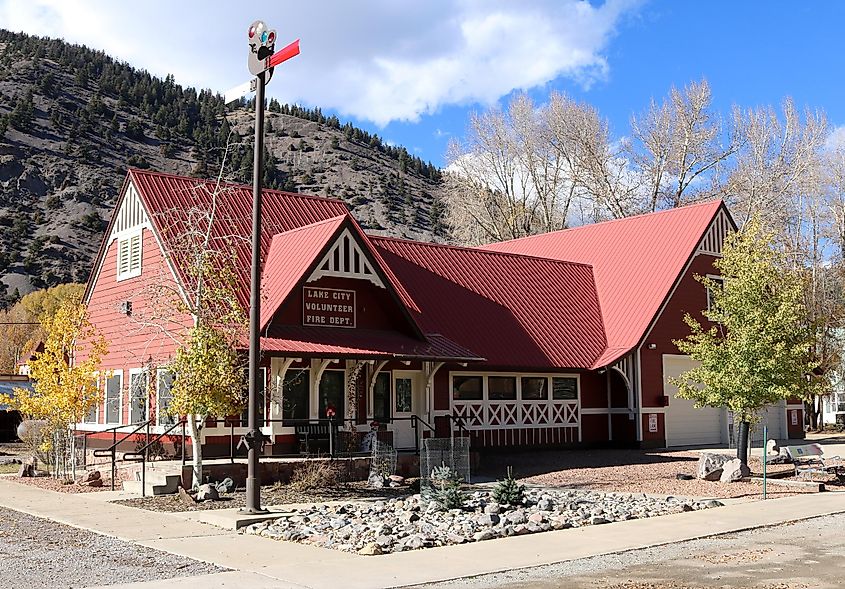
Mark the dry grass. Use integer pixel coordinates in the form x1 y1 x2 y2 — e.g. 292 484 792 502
0 463 20 475
287 459 345 492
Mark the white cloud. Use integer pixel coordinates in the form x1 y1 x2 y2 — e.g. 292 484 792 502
0 0 639 126
825 125 845 151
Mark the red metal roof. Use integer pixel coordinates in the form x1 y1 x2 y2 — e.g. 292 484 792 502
259 328 482 361
129 169 350 310
260 215 347 330
483 200 726 367
372 238 607 370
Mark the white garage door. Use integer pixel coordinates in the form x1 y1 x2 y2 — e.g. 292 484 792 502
750 402 785 442
663 355 725 447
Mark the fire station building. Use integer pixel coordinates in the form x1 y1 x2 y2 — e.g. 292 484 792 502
75 169 805 453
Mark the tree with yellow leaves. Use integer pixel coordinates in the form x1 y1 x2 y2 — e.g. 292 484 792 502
0 300 107 477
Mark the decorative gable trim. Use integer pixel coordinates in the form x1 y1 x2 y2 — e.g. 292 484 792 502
306 228 385 288
697 208 732 256
110 183 151 240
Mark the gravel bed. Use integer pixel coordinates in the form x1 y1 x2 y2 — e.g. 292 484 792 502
114 481 413 512
0 507 225 588
242 487 722 555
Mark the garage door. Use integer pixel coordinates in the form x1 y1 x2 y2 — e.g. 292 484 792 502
663 355 725 447
750 402 785 442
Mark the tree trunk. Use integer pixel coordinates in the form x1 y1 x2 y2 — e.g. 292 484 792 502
736 420 750 465
805 399 819 431
188 415 203 489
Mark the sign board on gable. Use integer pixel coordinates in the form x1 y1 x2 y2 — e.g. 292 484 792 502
303 287 356 328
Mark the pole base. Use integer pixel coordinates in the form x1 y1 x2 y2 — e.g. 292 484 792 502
238 507 270 515
242 476 267 514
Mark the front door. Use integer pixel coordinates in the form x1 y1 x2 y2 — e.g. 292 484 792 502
392 372 417 449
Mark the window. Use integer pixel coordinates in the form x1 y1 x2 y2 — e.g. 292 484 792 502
241 367 267 426
552 377 578 400
129 369 148 423
282 368 310 421
319 370 345 423
395 377 413 413
117 232 142 280
83 376 98 423
105 372 122 424
156 370 175 425
706 276 724 311
521 377 548 400
453 375 482 400
372 372 390 420
488 376 517 401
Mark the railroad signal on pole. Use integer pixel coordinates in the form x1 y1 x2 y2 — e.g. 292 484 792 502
241 20 301 516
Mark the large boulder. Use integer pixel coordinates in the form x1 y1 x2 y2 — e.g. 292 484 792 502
697 453 732 481
720 458 751 483
215 477 235 494
195 483 219 502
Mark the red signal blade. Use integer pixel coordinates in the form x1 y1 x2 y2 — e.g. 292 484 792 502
268 39 301 68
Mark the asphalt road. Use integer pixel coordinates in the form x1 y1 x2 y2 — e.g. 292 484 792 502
419 512 845 589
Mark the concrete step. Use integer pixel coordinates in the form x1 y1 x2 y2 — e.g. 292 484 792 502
122 473 181 496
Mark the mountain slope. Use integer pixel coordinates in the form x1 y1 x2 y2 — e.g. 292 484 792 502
0 30 447 305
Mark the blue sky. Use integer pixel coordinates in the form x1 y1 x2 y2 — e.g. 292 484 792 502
2 1 844 167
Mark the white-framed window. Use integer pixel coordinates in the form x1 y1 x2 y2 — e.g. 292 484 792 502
116 231 143 280
128 368 149 423
706 275 724 312
83 373 99 423
156 369 176 426
105 370 122 424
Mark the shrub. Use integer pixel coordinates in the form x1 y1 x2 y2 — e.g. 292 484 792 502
288 459 342 491
424 464 466 510
492 466 525 506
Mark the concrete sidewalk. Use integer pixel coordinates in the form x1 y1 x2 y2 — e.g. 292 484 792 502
1 478 844 589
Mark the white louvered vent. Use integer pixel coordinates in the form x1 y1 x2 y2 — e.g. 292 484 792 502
307 228 385 288
111 184 150 235
697 208 733 256
117 232 143 280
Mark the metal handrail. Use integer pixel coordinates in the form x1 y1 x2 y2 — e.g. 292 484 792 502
91 420 150 490
446 414 468 438
121 419 188 498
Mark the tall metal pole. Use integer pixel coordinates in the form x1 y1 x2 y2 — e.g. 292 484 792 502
244 70 267 514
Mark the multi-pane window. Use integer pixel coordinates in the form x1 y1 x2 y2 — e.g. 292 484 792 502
395 377 413 413
552 377 578 400
521 377 548 400
129 370 148 423
706 276 724 311
488 376 517 401
105 372 122 424
452 375 482 400
282 368 310 421
156 370 176 425
372 372 390 420
117 232 142 280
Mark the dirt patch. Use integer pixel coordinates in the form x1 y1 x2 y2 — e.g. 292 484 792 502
10 474 115 493
114 480 414 512
481 449 808 499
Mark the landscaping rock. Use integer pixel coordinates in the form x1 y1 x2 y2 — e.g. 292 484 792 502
82 470 101 483
697 453 731 481
215 477 235 494
358 542 382 555
241 487 723 554
80 477 103 487
388 475 405 485
675 473 694 480
367 473 386 489
177 486 196 504
18 462 34 477
719 458 751 483
195 483 219 502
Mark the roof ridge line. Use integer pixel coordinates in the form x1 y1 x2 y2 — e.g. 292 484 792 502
268 214 348 240
488 199 724 247
371 234 595 270
129 168 348 206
